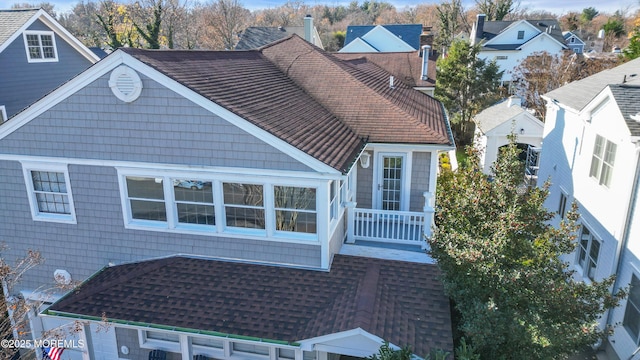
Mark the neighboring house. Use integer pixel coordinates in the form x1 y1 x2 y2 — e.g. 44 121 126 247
0 35 455 359
563 31 585 54
0 8 99 121
470 14 568 82
474 96 543 175
537 57 640 360
334 45 437 96
340 24 425 53
235 15 323 50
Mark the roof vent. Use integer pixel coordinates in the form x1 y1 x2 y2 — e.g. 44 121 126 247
109 65 143 102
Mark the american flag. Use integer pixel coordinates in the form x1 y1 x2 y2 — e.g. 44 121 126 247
42 347 64 360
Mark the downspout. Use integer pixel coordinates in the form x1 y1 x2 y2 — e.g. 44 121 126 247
607 144 640 346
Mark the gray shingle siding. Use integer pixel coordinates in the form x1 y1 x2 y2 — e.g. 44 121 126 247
410 152 431 212
0 19 93 118
0 72 313 172
0 161 322 293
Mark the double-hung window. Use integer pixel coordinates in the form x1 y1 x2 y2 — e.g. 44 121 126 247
22 163 76 223
576 225 600 280
224 182 265 230
23 31 58 62
126 177 167 222
558 192 568 219
517 30 525 39
589 135 616 187
624 274 640 344
274 186 316 234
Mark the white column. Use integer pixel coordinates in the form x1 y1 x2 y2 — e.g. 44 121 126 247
346 202 357 244
423 192 435 249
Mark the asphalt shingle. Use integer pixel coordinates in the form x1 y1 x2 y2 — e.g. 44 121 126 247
47 254 453 357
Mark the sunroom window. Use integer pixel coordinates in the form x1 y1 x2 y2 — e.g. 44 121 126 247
274 186 316 233
173 180 215 226
223 183 265 229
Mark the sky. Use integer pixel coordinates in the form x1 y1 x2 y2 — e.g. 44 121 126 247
18 0 640 16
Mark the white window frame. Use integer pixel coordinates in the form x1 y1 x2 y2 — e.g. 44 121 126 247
624 273 640 345
557 190 568 219
589 135 616 187
138 330 181 352
576 224 600 281
117 168 320 243
273 185 317 236
23 30 58 63
21 162 76 224
0 105 6 122
517 30 524 40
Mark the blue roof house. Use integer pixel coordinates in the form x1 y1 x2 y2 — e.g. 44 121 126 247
340 24 424 53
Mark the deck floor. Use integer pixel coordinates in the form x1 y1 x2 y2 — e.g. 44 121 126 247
339 241 434 264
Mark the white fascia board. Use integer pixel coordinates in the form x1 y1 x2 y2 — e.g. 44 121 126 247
0 49 340 175
517 32 568 50
0 153 342 181
0 9 99 62
0 51 126 140
363 25 416 51
37 9 100 63
298 328 385 350
339 37 378 53
366 143 455 152
484 20 537 46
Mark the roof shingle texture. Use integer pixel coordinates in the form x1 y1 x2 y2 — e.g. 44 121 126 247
333 51 436 88
122 36 452 172
610 84 640 137
480 19 566 50
47 255 453 357
235 26 305 50
544 57 640 112
0 8 38 46
474 98 530 133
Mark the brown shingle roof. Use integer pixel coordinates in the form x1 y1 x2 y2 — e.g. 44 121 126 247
333 51 436 88
46 255 453 357
121 36 452 173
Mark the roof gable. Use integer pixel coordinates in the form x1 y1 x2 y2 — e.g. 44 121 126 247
0 8 99 62
344 24 422 51
360 25 416 52
339 37 379 52
484 19 541 45
608 85 640 137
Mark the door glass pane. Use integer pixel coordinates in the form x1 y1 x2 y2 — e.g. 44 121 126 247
382 156 402 211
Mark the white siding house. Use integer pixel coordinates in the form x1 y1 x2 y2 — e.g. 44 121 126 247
538 58 640 359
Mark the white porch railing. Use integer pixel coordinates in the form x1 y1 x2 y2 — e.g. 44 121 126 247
346 192 435 248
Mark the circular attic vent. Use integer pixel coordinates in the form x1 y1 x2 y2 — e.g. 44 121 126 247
109 65 143 102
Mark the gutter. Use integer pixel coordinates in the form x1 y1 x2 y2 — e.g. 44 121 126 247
42 310 299 347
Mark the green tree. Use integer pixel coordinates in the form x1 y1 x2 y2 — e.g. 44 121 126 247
475 0 515 21
428 140 626 360
624 16 640 60
434 39 503 145
581 7 599 23
435 0 469 52
603 17 625 38
132 0 163 49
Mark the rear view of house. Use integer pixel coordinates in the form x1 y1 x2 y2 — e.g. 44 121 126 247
0 35 454 359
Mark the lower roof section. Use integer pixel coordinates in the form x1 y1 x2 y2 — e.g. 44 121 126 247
45 254 453 357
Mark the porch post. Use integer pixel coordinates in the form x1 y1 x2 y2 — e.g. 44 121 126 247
346 202 357 244
423 191 435 245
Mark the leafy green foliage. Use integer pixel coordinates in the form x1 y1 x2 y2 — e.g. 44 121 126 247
624 17 640 60
581 7 599 23
434 39 503 145
368 342 412 360
428 139 626 359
